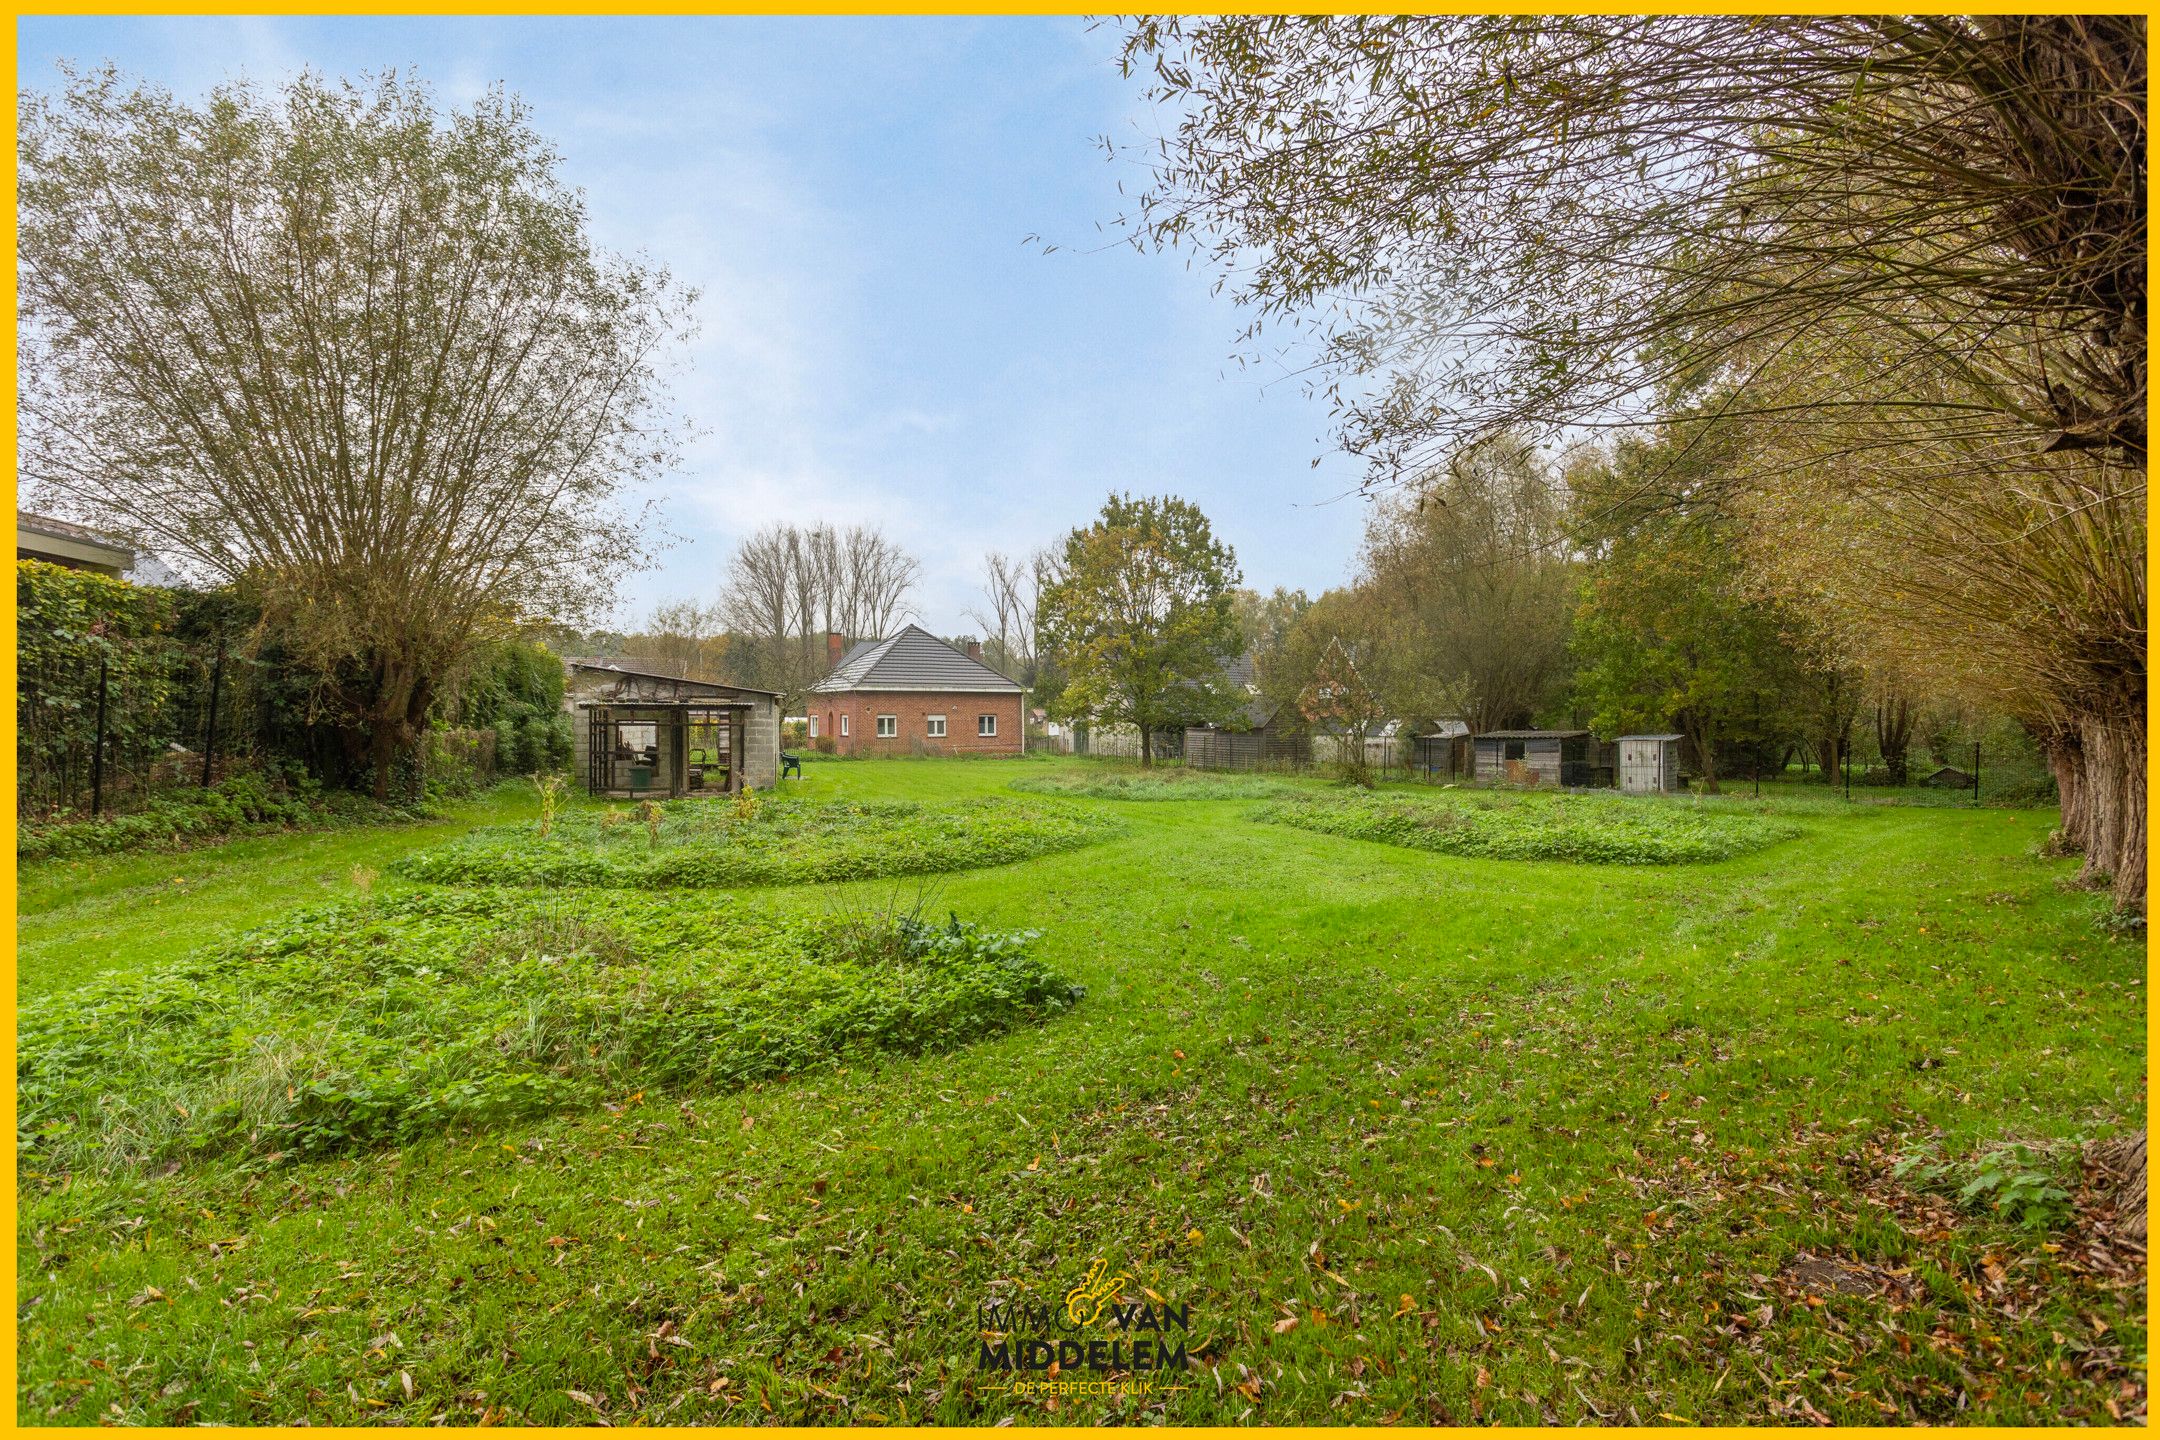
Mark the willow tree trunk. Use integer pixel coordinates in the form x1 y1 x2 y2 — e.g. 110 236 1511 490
2080 709 2145 912
2043 724 2088 857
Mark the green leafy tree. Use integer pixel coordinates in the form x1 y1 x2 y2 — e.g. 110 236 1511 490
1232 585 1312 706
1359 436 1576 734
1038 495 1244 766
1568 441 1803 793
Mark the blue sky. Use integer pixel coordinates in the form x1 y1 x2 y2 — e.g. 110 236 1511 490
18 16 1372 633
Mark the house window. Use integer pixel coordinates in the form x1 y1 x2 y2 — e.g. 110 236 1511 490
808 715 819 739
877 714 898 738
977 713 997 737
1503 739 1526 761
840 714 849 738
926 715 947 738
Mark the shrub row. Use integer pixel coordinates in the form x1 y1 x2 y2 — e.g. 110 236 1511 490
18 889 1082 1170
17 771 438 862
390 797 1119 890
1254 792 1800 865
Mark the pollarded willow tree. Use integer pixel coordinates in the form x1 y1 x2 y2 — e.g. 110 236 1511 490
1115 14 2147 908
18 67 694 797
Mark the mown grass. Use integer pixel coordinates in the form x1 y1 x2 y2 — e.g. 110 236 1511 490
1256 789 1802 864
15 782 543 1001
16 757 2146 1426
390 795 1118 890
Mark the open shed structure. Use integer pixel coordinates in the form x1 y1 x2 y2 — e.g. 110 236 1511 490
1616 734 1685 794
1472 729 1614 788
564 662 781 799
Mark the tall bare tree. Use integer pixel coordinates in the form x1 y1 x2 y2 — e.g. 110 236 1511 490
966 549 1048 684
716 522 919 705
18 67 692 797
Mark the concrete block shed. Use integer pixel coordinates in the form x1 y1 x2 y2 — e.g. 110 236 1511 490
1617 734 1685 794
563 661 781 797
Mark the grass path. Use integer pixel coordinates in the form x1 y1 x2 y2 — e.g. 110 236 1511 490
16 759 2146 1425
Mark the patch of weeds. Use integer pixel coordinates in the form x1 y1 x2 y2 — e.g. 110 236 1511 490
2091 900 2146 938
17 889 1082 1171
388 797 1118 889
1254 791 1799 864
1008 767 1305 801
19 772 440 862
1893 1140 2075 1231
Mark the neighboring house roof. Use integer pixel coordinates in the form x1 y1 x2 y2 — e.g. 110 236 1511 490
1616 733 1685 742
17 511 135 574
809 624 1023 694
1476 729 1592 740
565 658 781 696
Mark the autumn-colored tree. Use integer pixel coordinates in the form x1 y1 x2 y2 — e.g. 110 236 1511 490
1358 436 1575 734
1295 623 1393 788
1037 495 1244 766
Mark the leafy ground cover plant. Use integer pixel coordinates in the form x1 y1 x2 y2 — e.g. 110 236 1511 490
1255 790 1800 864
389 797 1118 889
17 771 440 862
1008 767 1304 801
18 889 1081 1170
1893 1140 2077 1231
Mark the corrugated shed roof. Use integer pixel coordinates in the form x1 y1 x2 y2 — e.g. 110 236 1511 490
1616 733 1685 742
1475 729 1591 740
565 658 780 696
809 624 1023 694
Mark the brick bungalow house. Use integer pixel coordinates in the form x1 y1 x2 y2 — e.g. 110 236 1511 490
808 624 1024 757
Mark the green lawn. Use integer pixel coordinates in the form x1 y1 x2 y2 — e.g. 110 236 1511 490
16 759 2146 1425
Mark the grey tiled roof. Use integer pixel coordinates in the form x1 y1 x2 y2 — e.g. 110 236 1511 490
809 624 1023 694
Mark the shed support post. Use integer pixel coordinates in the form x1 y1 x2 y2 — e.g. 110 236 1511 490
90 656 109 818
201 646 224 788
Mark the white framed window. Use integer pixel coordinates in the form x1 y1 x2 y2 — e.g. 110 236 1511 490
877 714 898 738
808 715 819 739
840 714 849 737
977 713 998 737
926 715 947 738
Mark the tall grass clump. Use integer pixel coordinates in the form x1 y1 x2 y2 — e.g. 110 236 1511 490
389 797 1118 890
18 889 1082 1172
1254 791 1800 864
1009 768 1305 801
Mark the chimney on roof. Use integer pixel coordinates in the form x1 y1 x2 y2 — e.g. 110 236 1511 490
827 631 844 670
965 638 983 662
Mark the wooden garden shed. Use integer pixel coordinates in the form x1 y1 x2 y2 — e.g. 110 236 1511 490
1472 729 1613 788
1616 734 1685 794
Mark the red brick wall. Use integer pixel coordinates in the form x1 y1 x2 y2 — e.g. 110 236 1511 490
815 691 1023 757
